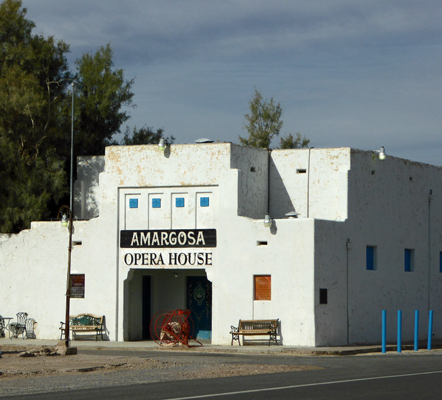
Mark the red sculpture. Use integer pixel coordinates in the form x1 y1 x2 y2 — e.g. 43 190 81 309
150 309 203 347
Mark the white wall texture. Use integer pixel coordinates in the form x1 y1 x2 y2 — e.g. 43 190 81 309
1 143 442 347
344 150 442 345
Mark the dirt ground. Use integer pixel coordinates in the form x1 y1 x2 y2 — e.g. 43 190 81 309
0 345 320 382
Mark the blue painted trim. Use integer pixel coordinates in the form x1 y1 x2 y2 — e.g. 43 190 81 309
200 197 210 207
397 310 402 353
152 198 161 208
197 330 212 340
176 197 185 208
129 199 138 209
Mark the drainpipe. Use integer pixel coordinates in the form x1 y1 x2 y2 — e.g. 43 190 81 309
346 239 352 345
428 189 433 312
267 149 272 216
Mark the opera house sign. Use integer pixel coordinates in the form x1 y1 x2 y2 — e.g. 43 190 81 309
120 229 216 267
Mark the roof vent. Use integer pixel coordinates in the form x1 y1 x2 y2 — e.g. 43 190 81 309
195 138 214 143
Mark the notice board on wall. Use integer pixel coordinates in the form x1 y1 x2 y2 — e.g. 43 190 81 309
70 274 85 298
254 275 271 301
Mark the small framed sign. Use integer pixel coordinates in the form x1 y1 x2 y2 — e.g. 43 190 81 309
70 274 85 298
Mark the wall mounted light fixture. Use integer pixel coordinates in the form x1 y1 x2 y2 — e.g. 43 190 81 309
158 138 166 151
264 214 272 228
378 146 386 160
58 205 71 228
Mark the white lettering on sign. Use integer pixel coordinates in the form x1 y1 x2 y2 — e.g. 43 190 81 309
129 230 208 247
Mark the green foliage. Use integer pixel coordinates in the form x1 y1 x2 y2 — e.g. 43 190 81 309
74 44 134 156
0 1 161 233
0 0 69 232
239 89 283 149
121 125 174 146
239 88 311 150
280 133 310 149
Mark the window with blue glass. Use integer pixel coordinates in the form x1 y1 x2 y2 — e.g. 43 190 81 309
405 249 414 272
404 249 414 272
440 252 442 273
129 198 138 208
366 246 376 271
176 197 185 208
200 197 210 207
152 198 161 208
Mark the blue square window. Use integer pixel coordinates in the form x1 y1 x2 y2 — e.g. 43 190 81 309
176 198 185 208
200 197 210 207
152 198 161 208
129 198 138 209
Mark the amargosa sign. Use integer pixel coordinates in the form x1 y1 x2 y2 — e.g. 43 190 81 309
120 229 216 267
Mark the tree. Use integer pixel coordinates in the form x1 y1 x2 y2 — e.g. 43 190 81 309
280 133 310 149
239 88 310 150
239 89 283 149
120 125 175 146
0 1 143 233
0 0 69 232
73 44 135 156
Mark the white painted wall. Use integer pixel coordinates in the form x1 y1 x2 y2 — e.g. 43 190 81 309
211 216 316 345
0 222 74 339
2 143 442 347
270 148 350 220
314 219 348 346
345 150 442 344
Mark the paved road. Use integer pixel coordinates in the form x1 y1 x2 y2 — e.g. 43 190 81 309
2 350 442 399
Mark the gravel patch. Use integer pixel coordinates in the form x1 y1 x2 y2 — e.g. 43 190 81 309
0 345 320 397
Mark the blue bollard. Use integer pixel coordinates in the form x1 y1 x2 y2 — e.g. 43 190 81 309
428 310 433 350
397 310 402 353
414 310 419 351
382 310 387 354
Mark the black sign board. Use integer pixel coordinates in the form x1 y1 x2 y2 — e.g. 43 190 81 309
120 229 216 248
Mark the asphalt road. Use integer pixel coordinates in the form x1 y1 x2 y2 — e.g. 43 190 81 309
2 350 442 399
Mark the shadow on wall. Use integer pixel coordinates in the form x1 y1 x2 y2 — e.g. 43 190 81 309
270 165 297 219
74 157 104 219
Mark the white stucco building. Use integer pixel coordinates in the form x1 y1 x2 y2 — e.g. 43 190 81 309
1 143 441 346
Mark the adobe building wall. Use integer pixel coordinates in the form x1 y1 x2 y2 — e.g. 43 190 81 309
2 143 442 346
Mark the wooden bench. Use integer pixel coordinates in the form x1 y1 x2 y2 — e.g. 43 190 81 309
230 319 279 346
60 313 105 341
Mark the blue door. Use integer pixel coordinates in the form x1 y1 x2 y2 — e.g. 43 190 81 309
187 276 212 340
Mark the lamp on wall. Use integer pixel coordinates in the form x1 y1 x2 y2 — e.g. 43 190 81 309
378 146 386 160
158 138 166 151
264 214 272 228
58 206 71 228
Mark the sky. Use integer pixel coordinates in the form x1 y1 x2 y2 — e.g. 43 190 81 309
23 0 442 165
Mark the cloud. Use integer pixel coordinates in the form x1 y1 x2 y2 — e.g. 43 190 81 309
23 0 442 165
